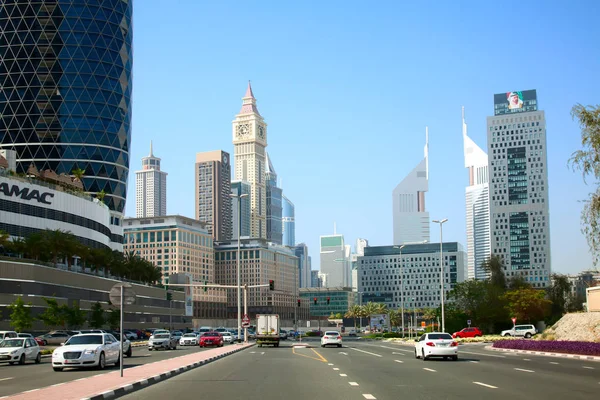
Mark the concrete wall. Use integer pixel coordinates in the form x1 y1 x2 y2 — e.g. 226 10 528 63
586 286 600 312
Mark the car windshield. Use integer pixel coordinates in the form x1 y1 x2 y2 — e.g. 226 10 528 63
221 332 231 336
18 334 32 337
428 334 453 340
154 334 170 339
325 332 339 336
203 332 218 337
0 339 24 347
183 334 196 337
66 335 103 345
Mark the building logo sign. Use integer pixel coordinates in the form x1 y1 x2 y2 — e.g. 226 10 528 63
494 89 538 116
0 183 54 204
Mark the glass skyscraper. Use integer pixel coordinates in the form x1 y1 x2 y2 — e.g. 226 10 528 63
0 1 133 214
282 194 295 247
265 152 282 244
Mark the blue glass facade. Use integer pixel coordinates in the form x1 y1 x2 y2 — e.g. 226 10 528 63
0 0 133 213
282 194 295 247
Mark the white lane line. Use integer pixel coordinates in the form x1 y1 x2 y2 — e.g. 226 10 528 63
23 389 40 393
549 362 559 365
350 348 383 358
460 351 506 358
514 368 535 373
394 359 403 363
363 395 376 400
469 361 479 364
328 363 334 366
333 367 340 371
423 368 436 372
473 382 498 389
0 378 14 382
339 352 348 355
583 366 595 370
51 383 65 387
74 378 87 382
349 382 359 386
340 373 347 377
523 359 531 361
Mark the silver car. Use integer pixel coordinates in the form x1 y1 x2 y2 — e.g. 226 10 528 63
501 324 537 338
148 333 177 350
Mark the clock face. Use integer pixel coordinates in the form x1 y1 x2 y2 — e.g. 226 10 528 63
236 123 250 137
223 154 228 164
258 126 265 139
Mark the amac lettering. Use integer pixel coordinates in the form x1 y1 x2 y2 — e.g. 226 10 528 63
0 183 54 204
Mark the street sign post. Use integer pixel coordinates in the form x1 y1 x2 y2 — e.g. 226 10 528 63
467 319 471 327
511 317 517 326
109 283 136 378
242 314 250 328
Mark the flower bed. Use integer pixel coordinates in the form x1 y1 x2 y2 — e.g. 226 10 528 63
492 339 600 356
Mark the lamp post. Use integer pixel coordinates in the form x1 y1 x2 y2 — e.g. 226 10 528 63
231 192 248 343
393 245 406 337
358 291 364 331
432 218 448 332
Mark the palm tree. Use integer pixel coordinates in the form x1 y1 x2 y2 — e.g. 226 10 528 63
388 309 400 331
71 167 85 181
421 308 437 330
96 190 106 203
345 305 362 330
0 230 10 250
482 255 507 289
23 232 48 261
363 302 377 331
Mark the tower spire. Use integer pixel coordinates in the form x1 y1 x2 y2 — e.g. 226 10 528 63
149 140 154 157
239 81 260 115
244 80 254 98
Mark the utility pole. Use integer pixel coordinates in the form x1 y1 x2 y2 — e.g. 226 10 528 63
433 218 448 333
230 192 248 343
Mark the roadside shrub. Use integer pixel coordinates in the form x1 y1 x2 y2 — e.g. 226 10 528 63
382 333 402 338
492 339 600 356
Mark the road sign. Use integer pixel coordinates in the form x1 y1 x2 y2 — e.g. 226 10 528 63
242 314 250 328
421 321 426 327
467 319 471 326
109 283 136 306
511 317 517 325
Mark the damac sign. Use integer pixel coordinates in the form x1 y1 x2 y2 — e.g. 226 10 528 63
0 183 54 205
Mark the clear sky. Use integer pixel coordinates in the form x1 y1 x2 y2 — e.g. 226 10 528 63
126 0 600 274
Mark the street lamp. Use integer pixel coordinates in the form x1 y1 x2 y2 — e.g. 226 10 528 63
230 192 249 343
432 218 448 332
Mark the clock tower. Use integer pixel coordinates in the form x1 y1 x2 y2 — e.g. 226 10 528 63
232 82 267 239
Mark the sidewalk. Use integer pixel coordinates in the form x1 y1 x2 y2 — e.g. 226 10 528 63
487 345 600 362
5 343 253 400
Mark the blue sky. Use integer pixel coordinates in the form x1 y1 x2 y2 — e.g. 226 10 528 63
126 0 600 274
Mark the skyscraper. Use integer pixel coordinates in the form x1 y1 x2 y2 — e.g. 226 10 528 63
232 82 267 239
320 231 351 288
231 180 251 239
136 142 167 218
0 1 133 216
294 243 312 288
282 194 295 247
392 129 430 245
265 152 282 244
195 150 232 242
463 107 491 280
487 90 551 288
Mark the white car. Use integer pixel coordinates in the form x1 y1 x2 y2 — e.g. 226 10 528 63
221 332 233 343
501 324 537 338
171 331 183 341
415 332 458 361
52 333 121 371
112 333 132 357
0 337 41 365
321 331 342 348
148 333 177 350
179 333 199 346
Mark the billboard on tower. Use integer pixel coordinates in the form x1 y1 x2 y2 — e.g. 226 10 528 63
494 90 538 116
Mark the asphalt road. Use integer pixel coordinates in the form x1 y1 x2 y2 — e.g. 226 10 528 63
120 340 600 400
0 343 219 398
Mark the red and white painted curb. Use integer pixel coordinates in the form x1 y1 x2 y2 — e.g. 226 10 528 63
486 345 600 362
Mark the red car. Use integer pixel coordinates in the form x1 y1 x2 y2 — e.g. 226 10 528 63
452 327 483 338
199 331 224 347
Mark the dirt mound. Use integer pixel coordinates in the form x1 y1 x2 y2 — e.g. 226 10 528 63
540 313 600 342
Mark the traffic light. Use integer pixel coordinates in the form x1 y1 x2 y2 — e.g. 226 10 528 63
166 292 172 301
269 280 274 290
313 297 317 305
297 299 301 307
326 297 330 305
204 281 208 292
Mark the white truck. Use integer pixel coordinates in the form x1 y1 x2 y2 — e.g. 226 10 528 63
256 314 280 347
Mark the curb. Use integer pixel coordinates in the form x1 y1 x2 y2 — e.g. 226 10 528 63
486 345 600 362
82 344 254 400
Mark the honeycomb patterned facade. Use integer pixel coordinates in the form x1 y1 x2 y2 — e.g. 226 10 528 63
0 0 133 214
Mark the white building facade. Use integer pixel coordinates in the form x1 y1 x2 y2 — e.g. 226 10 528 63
487 90 551 288
232 83 267 239
393 129 430 245
463 107 491 280
320 233 351 288
135 142 167 218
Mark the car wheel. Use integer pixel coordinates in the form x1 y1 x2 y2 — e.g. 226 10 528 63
525 333 532 338
35 353 41 364
422 349 427 361
126 348 132 357
97 352 106 370
148 348 153 351
8 362 15 365
415 349 419 359
338 344 342 348
53 367 63 372
18 354 25 365
452 355 458 361
503 333 511 337
43 340 48 346
115 354 121 367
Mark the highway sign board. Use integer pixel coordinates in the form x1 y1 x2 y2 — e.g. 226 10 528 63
109 283 136 306
242 314 250 328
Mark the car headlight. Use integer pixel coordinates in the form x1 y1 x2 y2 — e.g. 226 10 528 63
84 349 98 355
10 350 19 354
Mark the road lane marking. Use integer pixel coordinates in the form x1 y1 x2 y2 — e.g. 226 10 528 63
51 383 65 387
473 382 498 389
523 359 531 361
350 348 383 357
394 360 403 363
0 378 14 382
349 382 359 386
291 346 328 363
250 351 256 353
469 361 479 363
423 368 436 372
550 362 559 365
514 368 535 373
333 368 340 370
328 363 334 366
583 366 594 369
340 373 347 377
460 351 506 358
363 395 376 399
339 352 348 355
261 352 265 355
392 352 405 355
23 389 40 393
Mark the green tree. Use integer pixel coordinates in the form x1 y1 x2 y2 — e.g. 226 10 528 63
546 273 572 323
62 302 87 329
89 302 105 329
569 104 600 264
107 307 120 330
8 296 34 332
344 305 361 330
0 230 10 250
96 189 106 203
71 167 85 181
508 276 532 290
334 312 343 319
482 255 507 289
38 298 66 329
363 302 377 330
502 288 551 323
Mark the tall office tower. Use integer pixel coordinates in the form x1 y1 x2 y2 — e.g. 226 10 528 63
231 180 251 239
265 153 283 244
294 243 312 288
282 195 295 247
195 150 232 242
463 107 491 280
0 1 133 216
356 238 369 256
311 269 321 288
392 129 430 244
487 90 551 288
135 142 167 218
232 82 267 239
320 231 351 288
